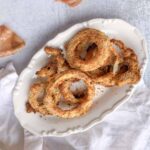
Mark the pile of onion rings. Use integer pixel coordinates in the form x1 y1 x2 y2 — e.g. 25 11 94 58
26 28 141 118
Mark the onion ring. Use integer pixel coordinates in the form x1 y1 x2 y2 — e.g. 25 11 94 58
111 39 140 86
44 70 95 118
66 28 114 71
28 83 50 115
88 39 140 86
110 39 140 86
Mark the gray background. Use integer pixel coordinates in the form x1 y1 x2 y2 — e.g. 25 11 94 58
0 0 150 85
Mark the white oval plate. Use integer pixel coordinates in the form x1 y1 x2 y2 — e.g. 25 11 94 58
13 19 148 137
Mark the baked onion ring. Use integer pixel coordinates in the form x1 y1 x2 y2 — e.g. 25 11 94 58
66 28 114 71
44 70 95 118
88 39 140 86
28 83 50 115
111 39 140 86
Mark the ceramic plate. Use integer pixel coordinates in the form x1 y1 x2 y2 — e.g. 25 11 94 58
13 19 148 137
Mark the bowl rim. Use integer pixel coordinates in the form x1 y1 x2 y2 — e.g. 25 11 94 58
13 18 148 137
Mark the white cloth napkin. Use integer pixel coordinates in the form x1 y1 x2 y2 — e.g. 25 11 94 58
0 63 24 150
0 63 150 150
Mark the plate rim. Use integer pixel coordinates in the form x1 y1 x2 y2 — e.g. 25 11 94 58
13 18 148 137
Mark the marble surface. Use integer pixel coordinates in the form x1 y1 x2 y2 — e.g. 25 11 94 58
0 0 150 86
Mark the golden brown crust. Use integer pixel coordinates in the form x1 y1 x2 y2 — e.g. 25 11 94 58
28 83 50 115
66 28 114 71
0 25 25 57
44 70 95 118
88 39 140 86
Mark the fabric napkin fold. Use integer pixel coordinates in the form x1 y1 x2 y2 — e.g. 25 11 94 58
0 63 150 150
0 63 24 150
